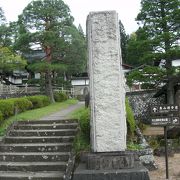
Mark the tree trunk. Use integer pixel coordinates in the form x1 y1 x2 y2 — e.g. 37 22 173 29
45 69 55 103
44 44 55 103
166 78 174 104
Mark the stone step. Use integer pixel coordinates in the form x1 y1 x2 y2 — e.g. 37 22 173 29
0 161 67 171
4 136 75 143
8 129 77 136
0 118 78 179
0 171 64 180
18 119 77 125
0 143 72 152
14 123 78 130
0 152 69 162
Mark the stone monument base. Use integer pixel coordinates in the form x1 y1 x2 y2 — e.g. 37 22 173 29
73 152 150 180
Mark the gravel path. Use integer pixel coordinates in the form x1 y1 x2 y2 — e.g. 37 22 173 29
149 154 180 180
39 101 84 120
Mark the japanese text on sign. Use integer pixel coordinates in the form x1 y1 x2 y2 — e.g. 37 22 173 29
151 117 180 126
151 105 179 114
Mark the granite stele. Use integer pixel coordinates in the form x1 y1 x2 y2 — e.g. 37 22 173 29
73 11 150 180
88 10 127 153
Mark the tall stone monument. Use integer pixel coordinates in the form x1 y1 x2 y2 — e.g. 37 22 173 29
87 11 126 152
73 11 150 180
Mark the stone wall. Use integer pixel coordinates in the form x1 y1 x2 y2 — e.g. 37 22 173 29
126 90 165 124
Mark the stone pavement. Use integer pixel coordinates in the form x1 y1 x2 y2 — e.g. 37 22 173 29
40 101 84 120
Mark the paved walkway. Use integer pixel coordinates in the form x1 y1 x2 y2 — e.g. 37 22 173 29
39 101 84 120
143 127 164 136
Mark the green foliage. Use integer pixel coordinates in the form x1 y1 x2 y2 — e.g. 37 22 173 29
127 141 142 150
0 96 35 122
26 95 50 109
0 47 27 75
28 61 67 74
54 92 68 102
119 20 128 63
12 98 33 112
0 99 78 136
0 111 3 123
70 107 90 154
72 102 137 153
63 25 87 75
0 7 6 24
125 98 136 136
149 138 160 150
73 133 90 155
137 121 148 132
78 108 90 138
126 65 166 88
14 0 87 101
0 99 14 119
126 30 153 66
0 7 12 47
136 0 180 64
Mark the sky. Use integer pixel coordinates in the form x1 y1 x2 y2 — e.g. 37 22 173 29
0 0 142 34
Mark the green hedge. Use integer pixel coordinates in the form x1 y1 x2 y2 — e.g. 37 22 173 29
11 98 33 113
26 95 50 109
0 99 14 119
0 95 50 124
54 92 68 102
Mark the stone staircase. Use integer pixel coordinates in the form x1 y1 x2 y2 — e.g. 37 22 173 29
0 119 78 180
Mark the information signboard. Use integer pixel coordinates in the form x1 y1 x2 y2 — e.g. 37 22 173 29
151 117 180 126
151 104 179 114
150 104 180 179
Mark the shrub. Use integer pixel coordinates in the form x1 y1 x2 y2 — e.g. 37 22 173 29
0 111 3 123
54 92 68 102
125 98 136 136
39 95 51 106
27 95 50 109
137 121 148 132
11 98 33 113
0 99 14 119
72 108 90 154
149 138 160 150
127 141 143 150
79 108 90 138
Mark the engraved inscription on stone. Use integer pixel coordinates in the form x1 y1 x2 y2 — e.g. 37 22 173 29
87 11 127 152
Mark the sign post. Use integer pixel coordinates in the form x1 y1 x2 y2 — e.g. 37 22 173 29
164 126 169 179
150 104 179 180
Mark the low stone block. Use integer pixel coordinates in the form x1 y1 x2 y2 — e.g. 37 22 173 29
87 152 134 170
73 163 150 180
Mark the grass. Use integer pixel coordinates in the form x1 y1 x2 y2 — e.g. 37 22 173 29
70 107 143 152
69 107 90 155
0 99 78 136
127 141 143 150
68 106 86 119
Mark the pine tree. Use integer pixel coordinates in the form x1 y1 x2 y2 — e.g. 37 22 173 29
15 0 86 102
136 0 180 103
